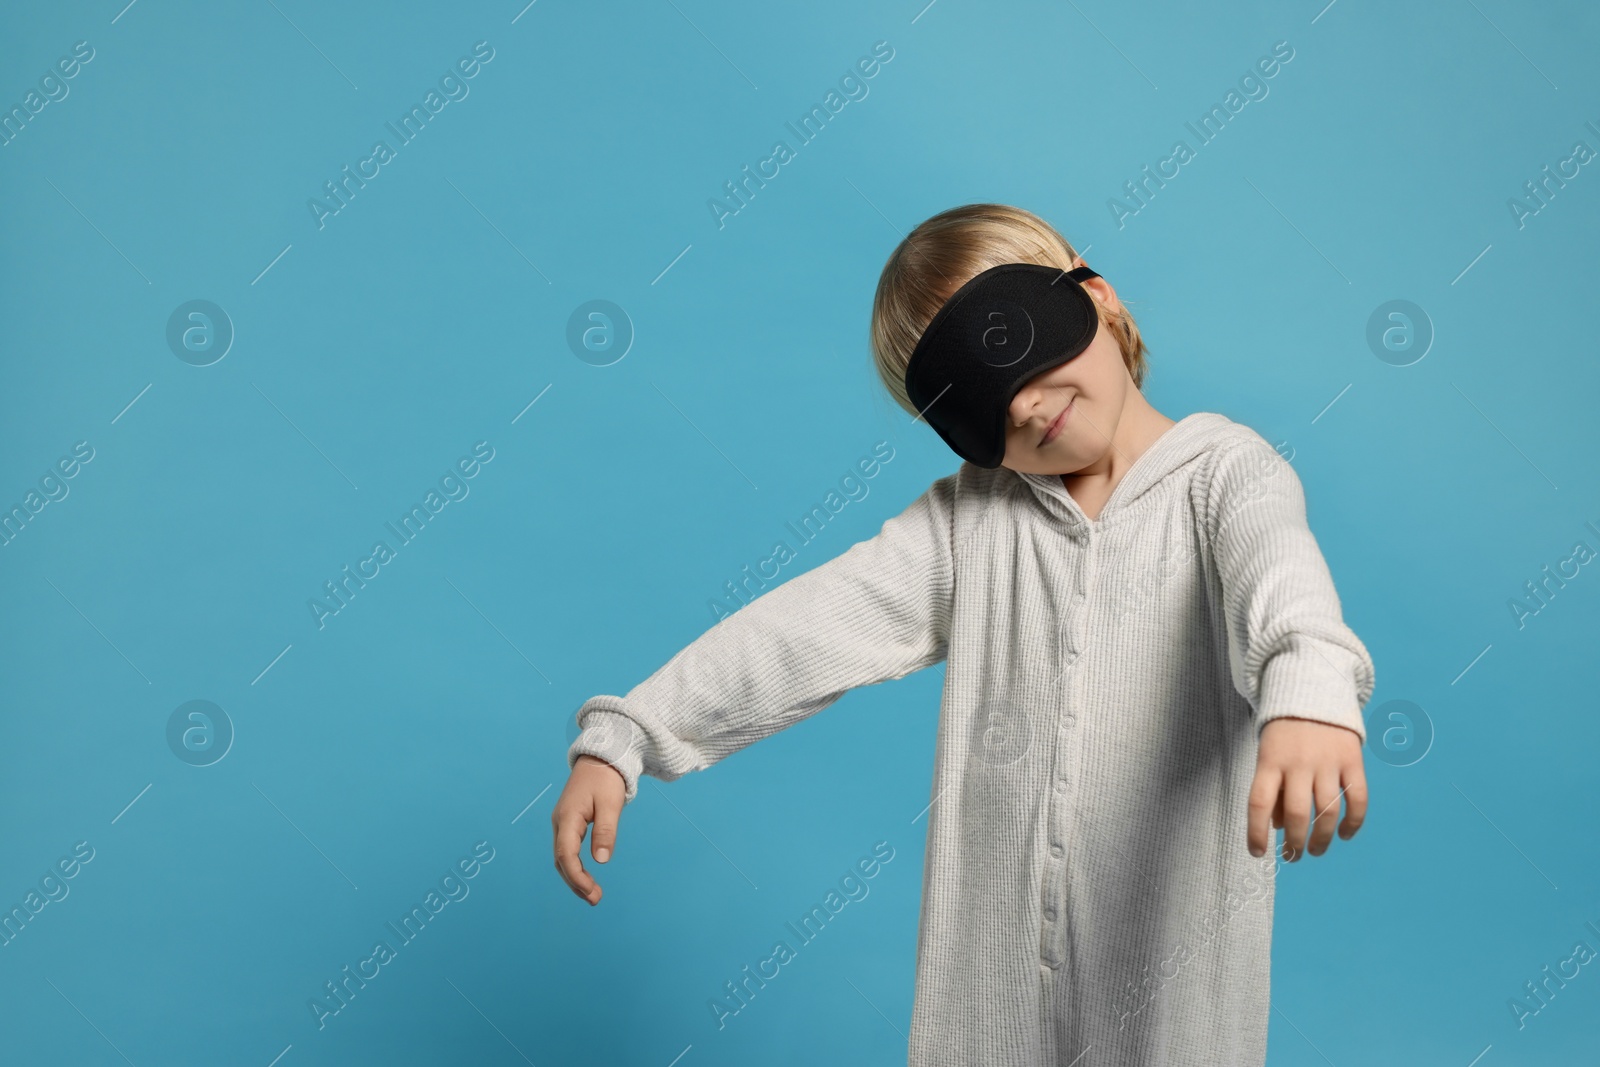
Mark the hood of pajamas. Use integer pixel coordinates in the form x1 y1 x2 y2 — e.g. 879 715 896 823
570 410 1375 1067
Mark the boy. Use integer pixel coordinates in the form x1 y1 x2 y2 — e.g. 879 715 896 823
555 203 1373 1066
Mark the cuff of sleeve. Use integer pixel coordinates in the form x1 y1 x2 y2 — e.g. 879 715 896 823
1256 644 1367 745
567 700 648 804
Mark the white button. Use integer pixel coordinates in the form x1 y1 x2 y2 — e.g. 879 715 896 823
1051 843 1063 857
1043 906 1055 921
1055 779 1068 793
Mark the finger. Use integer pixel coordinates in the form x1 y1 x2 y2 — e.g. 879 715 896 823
1338 761 1368 840
1246 764 1281 858
552 802 601 905
591 788 622 864
1280 770 1313 862
1307 771 1343 856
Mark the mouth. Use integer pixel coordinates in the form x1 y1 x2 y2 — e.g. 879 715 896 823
1039 397 1075 447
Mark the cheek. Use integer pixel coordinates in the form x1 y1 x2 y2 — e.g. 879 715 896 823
1090 331 1126 376
1001 428 1037 468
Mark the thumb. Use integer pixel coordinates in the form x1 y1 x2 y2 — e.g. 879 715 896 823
591 788 622 864
1245 763 1280 859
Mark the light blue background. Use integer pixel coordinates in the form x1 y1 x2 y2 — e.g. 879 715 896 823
2 1 1597 1064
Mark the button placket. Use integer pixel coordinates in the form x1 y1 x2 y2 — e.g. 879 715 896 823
1041 526 1092 968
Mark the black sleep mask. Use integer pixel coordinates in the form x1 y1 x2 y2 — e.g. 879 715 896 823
904 262 1103 468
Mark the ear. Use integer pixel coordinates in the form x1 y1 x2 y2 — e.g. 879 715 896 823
1080 272 1122 316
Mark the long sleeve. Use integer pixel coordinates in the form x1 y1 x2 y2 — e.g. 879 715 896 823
1202 433 1375 744
567 473 957 803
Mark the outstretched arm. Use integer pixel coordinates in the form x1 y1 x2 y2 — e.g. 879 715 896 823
567 473 957 804
1203 434 1375 862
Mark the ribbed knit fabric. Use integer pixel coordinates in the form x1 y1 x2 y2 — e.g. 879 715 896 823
567 411 1375 1066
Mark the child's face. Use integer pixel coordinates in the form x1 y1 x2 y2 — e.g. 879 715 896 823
998 275 1133 476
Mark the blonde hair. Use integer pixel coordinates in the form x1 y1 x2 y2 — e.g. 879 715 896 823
868 203 1149 420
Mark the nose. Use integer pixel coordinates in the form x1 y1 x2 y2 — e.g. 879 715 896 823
1008 381 1048 427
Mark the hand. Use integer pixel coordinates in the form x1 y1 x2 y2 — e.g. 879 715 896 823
552 754 626 905
1247 716 1367 862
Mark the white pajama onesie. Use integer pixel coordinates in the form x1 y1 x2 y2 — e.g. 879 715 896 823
568 411 1376 1066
